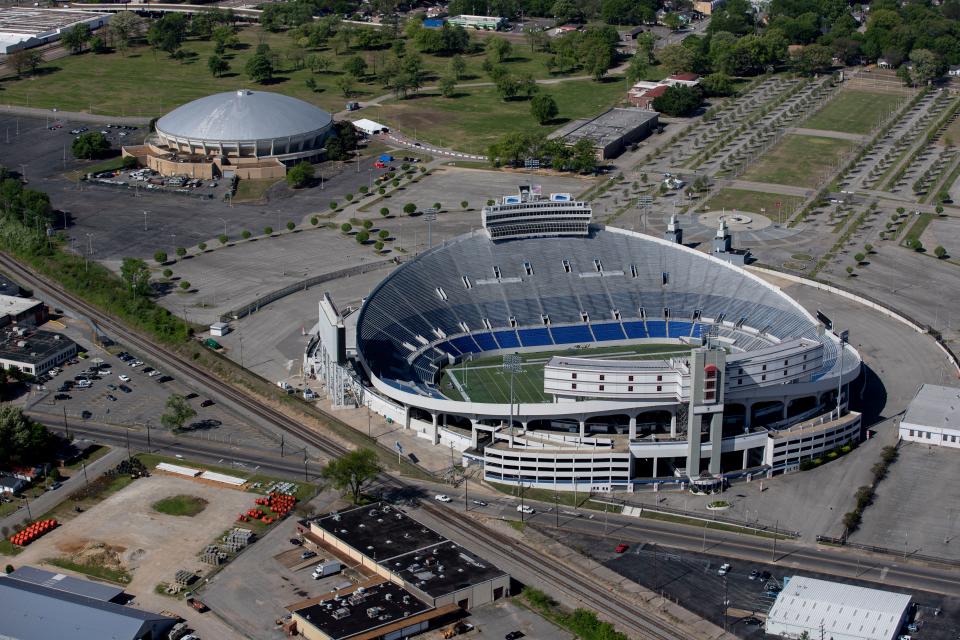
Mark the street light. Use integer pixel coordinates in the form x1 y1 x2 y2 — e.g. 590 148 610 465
218 217 227 238
143 210 149 231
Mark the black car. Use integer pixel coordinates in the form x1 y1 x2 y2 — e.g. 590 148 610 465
185 393 198 400
81 410 92 419
157 376 173 383
118 384 132 393
106 394 117 402
759 571 772 582
55 393 71 400
289 538 303 546
505 632 525 640
200 399 214 407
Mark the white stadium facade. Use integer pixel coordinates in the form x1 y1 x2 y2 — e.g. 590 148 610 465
305 188 863 492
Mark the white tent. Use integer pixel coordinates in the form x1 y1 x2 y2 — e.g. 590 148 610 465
351 118 389 135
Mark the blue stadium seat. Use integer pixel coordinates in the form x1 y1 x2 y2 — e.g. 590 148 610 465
668 322 692 338
550 325 593 345
493 330 521 349
622 321 648 339
592 323 626 341
647 320 667 338
450 335 481 354
473 332 498 351
518 328 552 347
691 323 704 338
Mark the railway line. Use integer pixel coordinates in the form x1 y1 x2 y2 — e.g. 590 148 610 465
0 251 687 640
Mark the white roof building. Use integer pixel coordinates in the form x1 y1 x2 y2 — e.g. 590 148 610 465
898 383 960 448
765 576 911 640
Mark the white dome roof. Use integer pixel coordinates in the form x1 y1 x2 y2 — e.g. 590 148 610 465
156 90 333 143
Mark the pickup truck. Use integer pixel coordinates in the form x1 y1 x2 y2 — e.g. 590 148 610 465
186 597 208 613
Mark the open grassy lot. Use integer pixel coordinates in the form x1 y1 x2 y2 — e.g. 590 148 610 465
440 343 687 403
376 78 628 154
802 90 904 135
704 189 803 218
233 177 281 203
0 26 580 117
152 494 208 517
741 134 855 188
47 556 132 584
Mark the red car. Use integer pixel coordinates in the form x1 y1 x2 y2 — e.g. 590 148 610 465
615 543 629 554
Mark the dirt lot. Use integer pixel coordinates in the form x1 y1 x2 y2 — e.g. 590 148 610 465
10 474 253 638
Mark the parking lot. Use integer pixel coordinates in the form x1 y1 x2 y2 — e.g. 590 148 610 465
23 317 278 449
553 528 959 640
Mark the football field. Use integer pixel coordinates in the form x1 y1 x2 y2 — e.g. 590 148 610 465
437 343 689 403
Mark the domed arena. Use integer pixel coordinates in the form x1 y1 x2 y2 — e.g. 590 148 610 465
306 189 863 492
124 90 334 180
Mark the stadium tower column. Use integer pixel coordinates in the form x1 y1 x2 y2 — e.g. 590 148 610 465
628 416 637 440
685 347 727 478
430 413 439 445
579 420 586 438
670 410 678 437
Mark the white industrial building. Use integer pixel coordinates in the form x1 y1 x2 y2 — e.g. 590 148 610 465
765 576 911 640
898 383 960 448
0 8 111 54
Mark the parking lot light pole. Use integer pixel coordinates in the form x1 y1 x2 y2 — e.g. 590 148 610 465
143 210 148 231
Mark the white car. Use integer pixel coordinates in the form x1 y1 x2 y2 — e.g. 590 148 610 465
718 563 731 576
118 374 130 382
130 361 143 367
147 370 159 377
434 494 451 503
516 505 535 514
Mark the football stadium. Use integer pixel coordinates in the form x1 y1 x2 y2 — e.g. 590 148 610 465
306 187 863 492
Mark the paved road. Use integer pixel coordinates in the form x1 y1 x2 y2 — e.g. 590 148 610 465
0 447 123 531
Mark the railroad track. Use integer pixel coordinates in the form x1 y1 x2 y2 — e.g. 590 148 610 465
0 251 685 639
423 501 686 640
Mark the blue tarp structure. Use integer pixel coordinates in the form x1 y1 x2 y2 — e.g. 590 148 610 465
378 154 393 162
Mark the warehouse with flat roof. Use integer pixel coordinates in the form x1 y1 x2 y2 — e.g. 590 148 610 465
0 328 76 377
0 7 111 54
549 107 660 160
0 575 176 640
898 383 960 448
765 576 911 640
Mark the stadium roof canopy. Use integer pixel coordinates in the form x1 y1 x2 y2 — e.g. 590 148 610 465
156 90 333 144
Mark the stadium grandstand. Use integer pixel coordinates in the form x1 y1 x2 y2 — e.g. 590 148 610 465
305 187 862 492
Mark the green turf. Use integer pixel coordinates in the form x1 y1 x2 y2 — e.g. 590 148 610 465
151 494 208 517
0 28 573 117
47 557 131 584
802 90 904 135
233 178 281 203
703 188 803 221
375 78 629 155
741 134 855 188
439 343 689 403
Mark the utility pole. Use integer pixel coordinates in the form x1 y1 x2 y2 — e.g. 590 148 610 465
772 519 779 563
24 494 32 520
464 477 468 512
520 482 525 523
281 433 285 458
125 427 131 460
82 461 89 486
62 406 69 441
146 421 151 451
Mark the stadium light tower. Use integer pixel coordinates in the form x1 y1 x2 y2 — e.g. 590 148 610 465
503 354 522 432
835 329 849 419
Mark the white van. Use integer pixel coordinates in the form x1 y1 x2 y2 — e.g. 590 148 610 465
76 379 92 389
516 505 534 514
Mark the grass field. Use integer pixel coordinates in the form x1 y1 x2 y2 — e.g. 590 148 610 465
439 343 688 403
376 78 629 155
704 189 803 220
233 177 280 203
802 90 904 135
742 134 855 188
152 494 208 517
47 556 131 584
0 26 589 117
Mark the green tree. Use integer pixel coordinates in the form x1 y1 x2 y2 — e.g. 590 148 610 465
404 203 417 215
530 94 559 125
448 54 466 80
341 222 353 233
846 265 854 276
330 201 338 210
90 36 108 54
896 64 913 87
336 74 357 97
626 54 649 84
344 54 368 79
320 448 382 504
0 407 52 465
379 207 390 217
374 240 384 252
286 161 314 188
71 132 110 159
218 234 228 244
264 226 274 235
356 230 370 243
461 200 468 209
179 280 191 290
208 54 229 77
487 37 512 64
362 219 373 230
657 43 696 74
154 250 168 264
934 245 947 259
245 53 274 83
162 268 173 278
120 258 151 296
378 229 389 240
286 221 296 231
8 49 43 76
109 11 145 56
652 85 703 117
439 75 457 98
160 394 196 432
854 252 865 263
147 13 187 56
910 49 946 85
242 230 252 239
62 24 92 55
175 247 187 259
